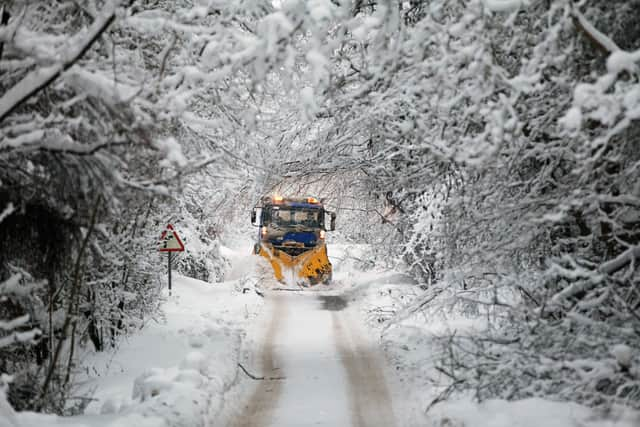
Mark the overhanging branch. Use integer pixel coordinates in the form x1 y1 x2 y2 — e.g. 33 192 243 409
570 7 620 55
0 0 122 123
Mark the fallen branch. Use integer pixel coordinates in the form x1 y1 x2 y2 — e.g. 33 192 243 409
237 363 285 381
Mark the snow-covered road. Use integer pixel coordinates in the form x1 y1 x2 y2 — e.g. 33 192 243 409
229 291 396 427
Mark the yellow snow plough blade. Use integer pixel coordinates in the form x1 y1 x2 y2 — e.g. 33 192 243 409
257 242 332 285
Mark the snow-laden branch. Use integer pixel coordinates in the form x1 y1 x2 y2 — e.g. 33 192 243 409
0 127 130 154
599 245 640 276
0 314 29 331
0 274 40 349
0 203 14 223
551 245 640 303
0 329 40 348
0 273 21 294
570 7 620 54
0 0 121 123
483 0 534 13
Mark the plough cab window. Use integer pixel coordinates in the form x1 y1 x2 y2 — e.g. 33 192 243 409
264 207 322 228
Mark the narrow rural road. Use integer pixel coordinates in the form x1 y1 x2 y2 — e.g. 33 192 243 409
230 291 397 427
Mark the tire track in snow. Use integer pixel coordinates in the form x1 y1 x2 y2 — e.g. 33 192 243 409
229 291 396 427
230 294 286 427
332 307 396 427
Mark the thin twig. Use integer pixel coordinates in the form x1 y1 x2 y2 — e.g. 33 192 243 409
237 363 285 381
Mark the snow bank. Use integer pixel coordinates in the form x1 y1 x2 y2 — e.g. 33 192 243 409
0 389 19 427
16 412 166 427
336 243 640 427
6 243 263 427
427 397 639 427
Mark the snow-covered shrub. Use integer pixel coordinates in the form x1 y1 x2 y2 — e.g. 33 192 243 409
362 0 640 412
172 212 228 284
0 0 269 414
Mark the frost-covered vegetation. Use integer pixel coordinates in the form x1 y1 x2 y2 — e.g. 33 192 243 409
1 0 639 420
303 0 640 413
0 0 271 412
264 0 640 414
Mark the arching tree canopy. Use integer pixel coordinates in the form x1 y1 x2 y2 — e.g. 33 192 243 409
1 0 639 415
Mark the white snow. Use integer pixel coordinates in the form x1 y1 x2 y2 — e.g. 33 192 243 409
152 137 188 168
0 315 30 332
305 48 328 87
2 242 263 427
449 21 467 37
3 241 639 426
0 390 19 427
559 106 583 131
0 0 120 121
571 8 620 53
0 329 40 349
623 86 640 119
483 0 530 13
426 397 638 427
300 86 318 120
64 68 138 106
308 0 335 23
607 49 640 75
350 16 381 42
262 295 353 426
507 72 541 93
610 344 633 369
257 12 294 58
329 244 640 427
0 203 14 223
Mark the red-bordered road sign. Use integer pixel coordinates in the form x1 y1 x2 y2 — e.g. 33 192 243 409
159 224 185 252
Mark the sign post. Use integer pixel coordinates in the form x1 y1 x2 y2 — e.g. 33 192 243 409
159 224 185 295
168 252 172 293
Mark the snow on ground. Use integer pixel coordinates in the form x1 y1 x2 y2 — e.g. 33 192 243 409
328 243 427 426
213 242 400 427
328 243 640 427
426 398 640 427
1 240 264 427
2 240 639 426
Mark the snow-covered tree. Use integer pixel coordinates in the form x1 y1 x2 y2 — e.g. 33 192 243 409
0 0 291 411
266 0 640 411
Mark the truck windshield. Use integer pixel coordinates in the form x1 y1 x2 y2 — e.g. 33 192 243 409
269 208 321 228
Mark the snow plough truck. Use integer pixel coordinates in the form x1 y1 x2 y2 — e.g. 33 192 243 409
251 195 336 285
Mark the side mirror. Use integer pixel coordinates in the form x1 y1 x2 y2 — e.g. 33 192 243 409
330 212 336 231
251 207 261 226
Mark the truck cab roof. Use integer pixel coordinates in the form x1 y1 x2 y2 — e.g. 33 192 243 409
261 196 324 210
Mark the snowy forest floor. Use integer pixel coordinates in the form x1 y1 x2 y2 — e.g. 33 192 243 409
3 242 639 427
329 245 640 427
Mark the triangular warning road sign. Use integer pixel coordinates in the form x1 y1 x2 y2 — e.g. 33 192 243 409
159 224 185 252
